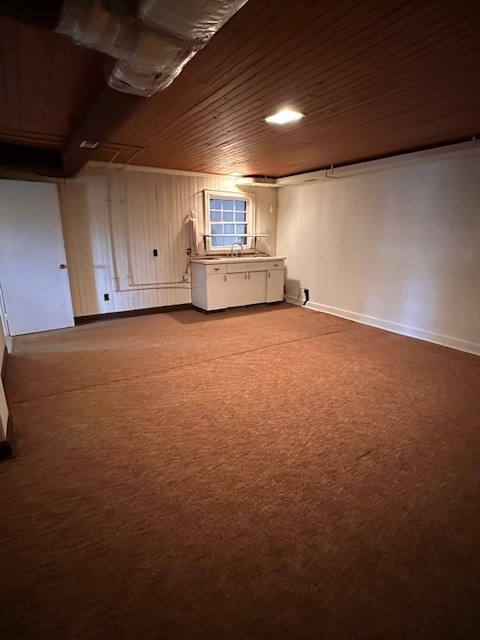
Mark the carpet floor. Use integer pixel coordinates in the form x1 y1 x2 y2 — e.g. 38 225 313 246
1 303 480 639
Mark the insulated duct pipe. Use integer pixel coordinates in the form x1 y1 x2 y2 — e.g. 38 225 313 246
0 0 249 176
56 0 249 96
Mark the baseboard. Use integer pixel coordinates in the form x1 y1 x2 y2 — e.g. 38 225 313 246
0 415 16 462
75 303 193 325
286 297 480 357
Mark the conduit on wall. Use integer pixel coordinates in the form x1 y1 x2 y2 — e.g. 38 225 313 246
104 170 191 290
56 0 249 96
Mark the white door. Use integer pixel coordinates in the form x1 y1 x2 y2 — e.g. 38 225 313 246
0 179 74 335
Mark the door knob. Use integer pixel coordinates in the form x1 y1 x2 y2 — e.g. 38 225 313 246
59 264 68 269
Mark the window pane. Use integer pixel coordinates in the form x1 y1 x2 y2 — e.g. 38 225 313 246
207 195 249 249
234 200 246 211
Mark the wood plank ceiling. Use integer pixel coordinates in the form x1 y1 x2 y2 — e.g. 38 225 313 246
1 0 480 177
0 17 104 150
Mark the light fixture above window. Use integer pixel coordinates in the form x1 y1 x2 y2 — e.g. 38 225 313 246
265 108 304 125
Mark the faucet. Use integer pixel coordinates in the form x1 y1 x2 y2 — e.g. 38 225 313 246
230 242 243 257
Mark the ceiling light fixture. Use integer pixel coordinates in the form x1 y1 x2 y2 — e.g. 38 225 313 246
265 108 304 125
229 172 243 177
79 140 99 149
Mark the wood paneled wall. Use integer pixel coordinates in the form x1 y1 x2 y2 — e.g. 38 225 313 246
58 165 277 317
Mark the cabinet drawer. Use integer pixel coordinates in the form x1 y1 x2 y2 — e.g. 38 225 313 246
205 263 227 275
264 260 284 270
227 261 268 273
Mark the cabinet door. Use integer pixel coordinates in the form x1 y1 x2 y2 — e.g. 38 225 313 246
247 271 267 304
206 274 227 309
266 269 284 302
225 272 250 307
225 271 266 307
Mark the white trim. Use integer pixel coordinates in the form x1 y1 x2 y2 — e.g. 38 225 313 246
0 301 12 353
235 177 280 188
277 140 480 186
87 140 480 184
203 189 255 253
87 161 235 180
286 297 480 357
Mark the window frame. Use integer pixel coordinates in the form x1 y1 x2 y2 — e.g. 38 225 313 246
203 190 255 254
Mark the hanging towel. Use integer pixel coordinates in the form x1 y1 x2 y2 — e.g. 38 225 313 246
188 216 205 256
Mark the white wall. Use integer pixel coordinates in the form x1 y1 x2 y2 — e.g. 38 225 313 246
59 165 278 317
277 154 480 355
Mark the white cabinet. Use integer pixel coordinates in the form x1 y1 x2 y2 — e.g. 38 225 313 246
266 268 284 302
191 257 285 311
206 273 227 310
191 263 227 310
247 271 268 304
226 271 266 308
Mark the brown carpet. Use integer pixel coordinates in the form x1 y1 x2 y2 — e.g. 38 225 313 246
1 303 480 639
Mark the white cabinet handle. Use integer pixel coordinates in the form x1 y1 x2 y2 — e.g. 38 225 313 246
244 273 248 280
268 271 271 278
273 263 279 267
214 267 220 271
224 274 226 281
248 272 251 279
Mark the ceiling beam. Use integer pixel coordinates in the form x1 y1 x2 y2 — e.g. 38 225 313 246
0 143 63 177
0 1 147 178
61 82 145 177
0 0 63 30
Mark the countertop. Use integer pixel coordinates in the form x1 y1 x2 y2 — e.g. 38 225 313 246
190 256 286 264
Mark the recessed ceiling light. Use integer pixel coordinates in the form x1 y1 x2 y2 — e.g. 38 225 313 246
229 172 243 177
265 109 304 125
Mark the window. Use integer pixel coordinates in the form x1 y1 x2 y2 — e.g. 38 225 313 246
204 190 254 252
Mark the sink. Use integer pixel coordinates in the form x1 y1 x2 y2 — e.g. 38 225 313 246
228 255 272 259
